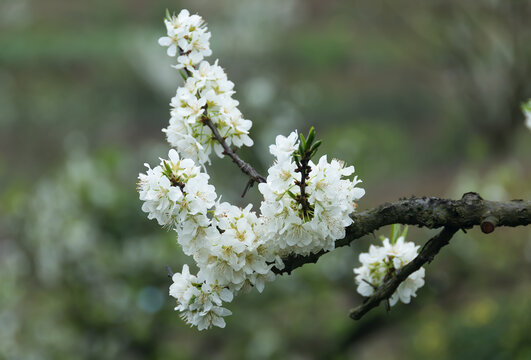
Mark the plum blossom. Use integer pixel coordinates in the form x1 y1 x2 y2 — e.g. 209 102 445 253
169 265 233 330
354 236 425 306
158 9 212 70
162 60 253 165
195 203 274 292
259 131 365 257
140 9 371 330
137 149 216 255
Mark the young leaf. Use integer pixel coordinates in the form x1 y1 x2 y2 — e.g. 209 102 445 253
299 133 307 152
309 140 322 153
287 190 298 200
390 224 400 244
307 127 315 146
401 225 409 240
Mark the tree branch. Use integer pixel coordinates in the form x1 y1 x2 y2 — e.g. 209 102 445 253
275 192 531 275
349 226 458 320
202 117 266 185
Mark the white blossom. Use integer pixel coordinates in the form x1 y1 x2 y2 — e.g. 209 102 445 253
137 149 217 255
163 60 254 166
169 265 233 330
195 203 274 292
259 131 365 257
269 131 299 162
158 9 212 70
354 236 425 306
158 11 254 166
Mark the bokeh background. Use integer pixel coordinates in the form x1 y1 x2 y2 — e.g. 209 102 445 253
1 0 530 359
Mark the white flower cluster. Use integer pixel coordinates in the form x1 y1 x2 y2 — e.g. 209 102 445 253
138 149 272 329
169 265 233 330
354 236 425 306
196 203 274 293
259 132 365 256
159 10 253 165
158 9 212 70
139 9 366 330
137 149 216 255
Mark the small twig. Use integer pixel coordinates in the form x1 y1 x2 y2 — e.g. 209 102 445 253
241 179 255 198
362 279 378 290
166 265 174 278
349 227 458 320
294 157 313 220
202 117 266 184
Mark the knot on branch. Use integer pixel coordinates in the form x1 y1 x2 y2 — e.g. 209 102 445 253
461 192 483 205
480 215 497 234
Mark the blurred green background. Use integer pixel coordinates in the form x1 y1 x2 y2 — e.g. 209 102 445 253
1 0 530 359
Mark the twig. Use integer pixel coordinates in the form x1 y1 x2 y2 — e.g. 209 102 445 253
349 227 458 320
166 265 174 278
241 179 255 198
202 117 266 184
274 193 531 275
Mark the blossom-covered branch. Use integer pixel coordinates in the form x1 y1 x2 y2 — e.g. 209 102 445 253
139 9 365 330
349 227 458 320
139 9 530 330
276 193 531 275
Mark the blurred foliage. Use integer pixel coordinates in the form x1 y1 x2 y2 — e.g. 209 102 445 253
0 0 530 359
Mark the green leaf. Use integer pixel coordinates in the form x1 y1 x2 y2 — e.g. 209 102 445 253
287 190 297 200
178 70 188 80
298 142 304 157
299 133 307 152
390 224 400 244
401 225 409 240
307 127 315 146
309 140 322 153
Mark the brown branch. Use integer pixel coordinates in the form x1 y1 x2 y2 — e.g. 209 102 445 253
349 226 458 320
275 192 531 275
202 117 266 185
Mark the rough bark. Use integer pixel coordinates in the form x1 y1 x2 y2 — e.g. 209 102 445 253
275 192 531 275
